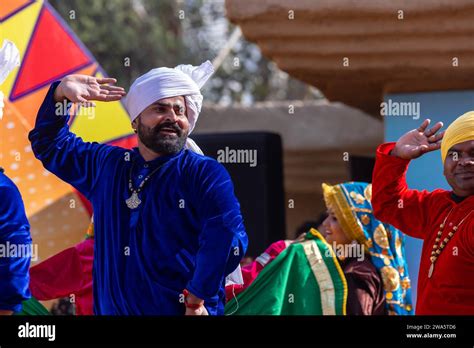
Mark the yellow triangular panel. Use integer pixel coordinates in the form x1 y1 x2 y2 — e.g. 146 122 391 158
0 0 43 97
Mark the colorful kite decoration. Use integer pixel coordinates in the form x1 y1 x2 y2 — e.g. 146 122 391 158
0 0 136 263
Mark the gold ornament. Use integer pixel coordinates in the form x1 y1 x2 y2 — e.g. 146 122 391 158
401 278 411 289
381 266 400 292
350 191 365 204
395 236 402 256
361 214 370 225
374 224 390 249
364 184 372 201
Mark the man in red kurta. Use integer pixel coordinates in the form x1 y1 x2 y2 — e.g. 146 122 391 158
372 115 474 315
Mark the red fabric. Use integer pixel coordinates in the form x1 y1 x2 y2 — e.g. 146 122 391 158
225 240 288 302
372 142 474 315
29 239 94 315
109 135 138 149
11 5 91 99
75 190 93 216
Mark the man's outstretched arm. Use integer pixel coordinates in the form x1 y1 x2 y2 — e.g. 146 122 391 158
28 75 126 199
372 119 445 239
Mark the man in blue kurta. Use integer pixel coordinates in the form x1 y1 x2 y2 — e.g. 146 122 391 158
29 61 248 315
0 168 31 314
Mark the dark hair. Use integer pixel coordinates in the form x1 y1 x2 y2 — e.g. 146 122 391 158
294 212 328 236
295 221 319 236
314 211 329 227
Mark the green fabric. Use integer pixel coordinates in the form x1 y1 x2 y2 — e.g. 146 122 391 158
225 232 346 315
14 297 50 316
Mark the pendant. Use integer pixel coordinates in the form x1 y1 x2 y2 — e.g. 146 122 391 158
125 191 141 209
428 262 434 278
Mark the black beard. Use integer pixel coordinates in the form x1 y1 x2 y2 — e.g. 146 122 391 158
137 120 187 155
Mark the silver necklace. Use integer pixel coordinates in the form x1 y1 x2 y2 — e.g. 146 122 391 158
125 160 167 209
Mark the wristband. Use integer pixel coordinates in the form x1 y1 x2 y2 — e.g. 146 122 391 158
183 289 204 310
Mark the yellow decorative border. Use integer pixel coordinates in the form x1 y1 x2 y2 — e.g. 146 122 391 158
310 228 348 315
352 207 373 213
302 240 335 315
322 183 366 245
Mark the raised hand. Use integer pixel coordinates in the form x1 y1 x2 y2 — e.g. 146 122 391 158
54 74 126 105
391 119 445 160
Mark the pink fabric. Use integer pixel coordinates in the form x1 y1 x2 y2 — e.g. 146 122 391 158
225 240 288 302
29 238 94 315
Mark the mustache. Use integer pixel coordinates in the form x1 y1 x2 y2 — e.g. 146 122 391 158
454 168 474 174
153 122 182 135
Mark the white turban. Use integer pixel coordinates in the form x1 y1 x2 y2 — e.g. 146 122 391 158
0 40 20 85
124 60 214 143
0 40 21 120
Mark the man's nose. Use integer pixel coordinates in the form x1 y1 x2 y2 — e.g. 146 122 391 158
163 110 179 123
459 156 474 166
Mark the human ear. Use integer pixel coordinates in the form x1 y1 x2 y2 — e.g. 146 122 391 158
131 118 139 133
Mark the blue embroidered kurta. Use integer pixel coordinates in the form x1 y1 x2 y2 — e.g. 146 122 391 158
29 82 248 315
0 172 31 312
